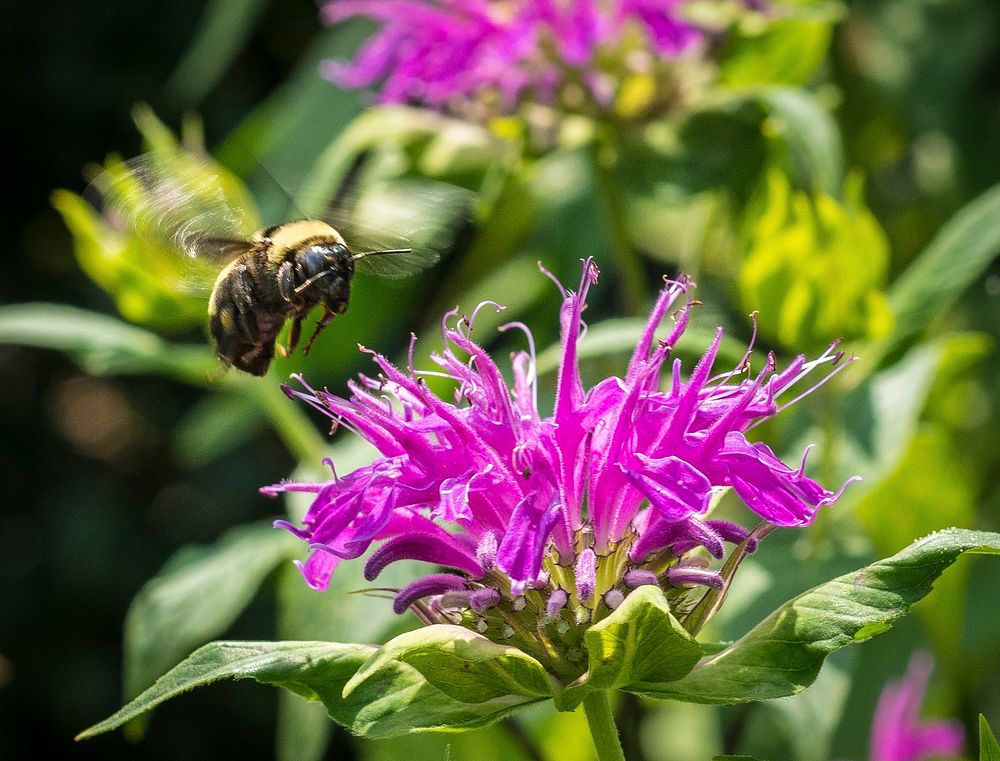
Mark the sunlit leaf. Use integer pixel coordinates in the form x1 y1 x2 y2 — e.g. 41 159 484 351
558 586 702 710
739 169 893 350
719 5 842 88
886 181 1000 353
77 641 374 740
162 0 271 108
123 523 298 698
633 529 1000 704
344 625 553 706
755 88 843 196
54 107 258 332
981 714 1000 761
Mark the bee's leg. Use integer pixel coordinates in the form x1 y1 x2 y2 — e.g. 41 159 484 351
278 316 304 358
303 308 336 355
277 261 296 303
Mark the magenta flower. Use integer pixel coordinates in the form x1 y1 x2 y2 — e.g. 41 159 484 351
264 260 856 667
870 653 964 761
321 0 706 113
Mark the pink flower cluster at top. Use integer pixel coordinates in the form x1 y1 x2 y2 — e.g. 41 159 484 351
322 0 704 109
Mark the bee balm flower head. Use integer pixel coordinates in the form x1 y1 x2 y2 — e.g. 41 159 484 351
321 0 739 119
265 260 856 673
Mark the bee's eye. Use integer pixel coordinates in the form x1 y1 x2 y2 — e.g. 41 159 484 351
300 247 329 277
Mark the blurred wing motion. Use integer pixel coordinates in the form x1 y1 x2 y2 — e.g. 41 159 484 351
85 150 260 274
326 176 473 280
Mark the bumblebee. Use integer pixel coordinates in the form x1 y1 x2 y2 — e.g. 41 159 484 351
89 149 462 375
206 220 413 375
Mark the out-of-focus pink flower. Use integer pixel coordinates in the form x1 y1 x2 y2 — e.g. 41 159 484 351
321 0 707 111
870 652 964 761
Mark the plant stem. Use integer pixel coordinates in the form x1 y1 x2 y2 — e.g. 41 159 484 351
682 522 776 636
583 691 626 761
590 136 647 315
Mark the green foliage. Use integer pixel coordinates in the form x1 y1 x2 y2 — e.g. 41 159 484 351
161 0 272 108
633 529 1000 704
885 181 1000 354
341 644 544 737
292 106 504 217
53 107 258 332
754 87 843 196
719 2 842 87
344 624 553 708
761 658 850 761
559 586 702 709
78 530 1000 744
0 303 214 379
981 715 1000 761
21 0 1000 758
122 523 298 699
76 641 375 740
739 169 894 350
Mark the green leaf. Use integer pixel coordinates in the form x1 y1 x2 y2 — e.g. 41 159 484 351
215 23 368 182
981 714 1000 761
755 87 843 196
739 169 893 351
171 392 266 468
293 106 498 217
854 427 976 663
0 303 215 379
360 723 542 761
162 0 271 107
345 625 553 706
124 523 299 698
0 304 328 464
762 657 851 761
78 640 375 740
713 756 767 761
835 336 985 482
336 625 555 737
719 6 841 88
887 181 1000 351
559 586 701 710
55 108 259 332
277 692 333 761
51 191 214 332
633 529 1000 704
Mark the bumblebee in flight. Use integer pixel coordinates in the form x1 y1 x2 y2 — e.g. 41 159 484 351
89 150 461 375
205 219 414 376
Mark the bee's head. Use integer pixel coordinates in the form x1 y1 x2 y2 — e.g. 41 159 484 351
297 242 355 314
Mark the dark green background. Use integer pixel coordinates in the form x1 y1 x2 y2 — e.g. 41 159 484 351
3 1 1000 759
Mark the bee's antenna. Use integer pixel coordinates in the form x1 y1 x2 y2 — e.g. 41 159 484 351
352 248 413 259
294 268 337 294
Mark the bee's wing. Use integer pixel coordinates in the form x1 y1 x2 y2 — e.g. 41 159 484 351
352 247 440 280
86 151 259 288
326 177 473 280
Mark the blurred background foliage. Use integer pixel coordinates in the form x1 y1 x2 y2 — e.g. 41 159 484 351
2 0 1000 759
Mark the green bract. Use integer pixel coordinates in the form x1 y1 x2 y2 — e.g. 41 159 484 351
79 528 1000 741
981 715 1000 761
